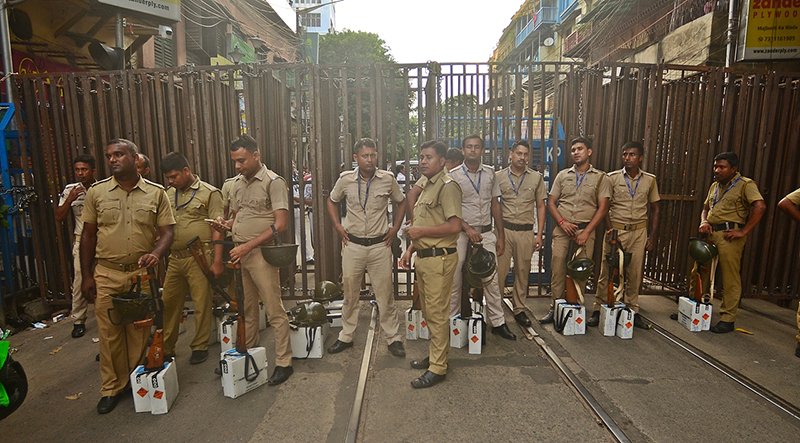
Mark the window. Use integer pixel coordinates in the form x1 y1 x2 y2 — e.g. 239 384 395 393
154 36 175 68
301 13 321 28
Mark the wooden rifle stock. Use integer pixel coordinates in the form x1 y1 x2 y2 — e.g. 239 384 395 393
608 230 619 307
140 268 165 371
565 275 579 304
229 262 248 354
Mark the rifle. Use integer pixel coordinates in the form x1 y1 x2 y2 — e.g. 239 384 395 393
229 262 248 354
565 243 579 304
187 236 237 310
608 230 619 307
133 268 165 371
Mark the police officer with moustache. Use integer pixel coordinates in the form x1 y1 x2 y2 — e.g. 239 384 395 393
540 137 611 324
778 188 800 357
55 154 97 339
326 138 408 357
400 140 462 389
210 134 293 385
495 140 547 327
588 142 660 329
696 152 765 333
80 139 175 414
448 135 516 340
160 152 225 364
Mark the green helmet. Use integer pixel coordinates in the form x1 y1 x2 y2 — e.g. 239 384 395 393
467 243 496 280
688 237 718 264
294 302 328 327
314 281 342 302
567 257 595 281
260 244 298 267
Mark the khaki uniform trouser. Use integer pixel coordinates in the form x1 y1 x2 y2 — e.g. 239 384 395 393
95 265 150 397
496 228 535 314
161 251 213 356
449 231 505 327
550 227 596 308
340 242 402 345
688 231 746 322
71 241 89 324
796 303 800 343
240 248 292 366
417 253 458 376
594 229 647 313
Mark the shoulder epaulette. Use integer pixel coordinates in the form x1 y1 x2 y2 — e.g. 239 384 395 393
642 171 656 178
608 170 622 176
339 169 356 178
142 178 165 190
199 181 219 192
91 177 113 187
224 175 238 183
740 176 754 183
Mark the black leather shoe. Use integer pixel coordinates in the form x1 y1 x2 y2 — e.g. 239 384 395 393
97 395 119 414
586 311 600 327
327 340 354 354
491 323 517 340
72 324 86 338
795 343 800 358
410 356 429 369
538 311 554 324
267 365 293 385
670 313 679 321
411 370 446 389
633 314 651 330
514 312 531 327
189 350 208 365
710 321 735 333
388 341 405 357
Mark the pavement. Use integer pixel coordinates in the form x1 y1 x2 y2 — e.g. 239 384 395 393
1 291 799 442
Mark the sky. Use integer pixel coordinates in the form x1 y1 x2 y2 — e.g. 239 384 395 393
334 0 523 64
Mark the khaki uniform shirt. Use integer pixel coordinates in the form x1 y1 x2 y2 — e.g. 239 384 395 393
449 163 500 227
704 173 763 225
330 168 404 238
549 165 611 224
82 176 175 264
412 170 462 250
786 188 800 205
221 175 239 210
166 177 224 252
59 182 94 238
496 167 546 224
230 165 289 243
606 169 660 225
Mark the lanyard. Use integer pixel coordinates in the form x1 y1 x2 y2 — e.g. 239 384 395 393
575 168 589 189
712 176 741 207
357 171 375 211
507 169 526 196
462 164 482 195
175 187 198 211
623 171 641 198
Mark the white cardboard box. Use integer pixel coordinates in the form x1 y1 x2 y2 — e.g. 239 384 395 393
220 347 268 399
554 298 566 322
555 302 586 336
327 312 342 328
130 361 179 414
468 315 483 355
450 316 468 348
219 316 238 352
418 312 430 340
599 303 623 337
615 308 634 339
470 297 487 319
406 308 419 340
259 302 267 331
290 323 329 359
678 296 713 332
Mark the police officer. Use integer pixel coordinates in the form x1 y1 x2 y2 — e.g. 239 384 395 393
448 135 516 340
80 139 175 414
160 152 225 364
540 137 611 324
211 134 293 385
588 142 660 329
778 188 800 357
55 154 96 339
495 140 546 327
697 152 765 333
327 138 408 357
400 140 462 389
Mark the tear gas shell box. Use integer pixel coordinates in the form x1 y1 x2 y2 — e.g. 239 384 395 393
327 312 342 328
220 347 268 399
599 303 624 337
290 322 330 359
555 300 586 336
406 309 420 340
467 314 484 355
322 300 344 313
678 296 712 332
450 316 468 348
218 315 238 352
615 308 634 339
130 360 179 415
470 297 487 319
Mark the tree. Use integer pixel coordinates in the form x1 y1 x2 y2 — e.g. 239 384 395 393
319 29 396 65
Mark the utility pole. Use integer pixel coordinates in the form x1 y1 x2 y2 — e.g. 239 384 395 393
0 0 27 100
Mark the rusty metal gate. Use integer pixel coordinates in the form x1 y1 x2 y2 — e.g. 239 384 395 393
8 62 800 313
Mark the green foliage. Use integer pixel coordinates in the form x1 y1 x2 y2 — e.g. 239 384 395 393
319 29 396 65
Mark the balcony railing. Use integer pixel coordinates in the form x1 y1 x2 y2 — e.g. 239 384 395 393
515 6 559 47
558 0 580 20
564 22 592 55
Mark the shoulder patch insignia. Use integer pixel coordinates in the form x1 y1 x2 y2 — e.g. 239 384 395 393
142 178 165 190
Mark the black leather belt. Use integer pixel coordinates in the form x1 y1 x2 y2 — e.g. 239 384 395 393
349 235 385 247
504 221 533 231
713 222 743 231
576 222 589 230
417 247 457 258
476 225 492 233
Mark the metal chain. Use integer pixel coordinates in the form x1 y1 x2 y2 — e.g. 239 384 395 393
0 186 36 213
578 75 584 135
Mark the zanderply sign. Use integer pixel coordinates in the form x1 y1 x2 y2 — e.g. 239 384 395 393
96 0 181 22
737 0 800 60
